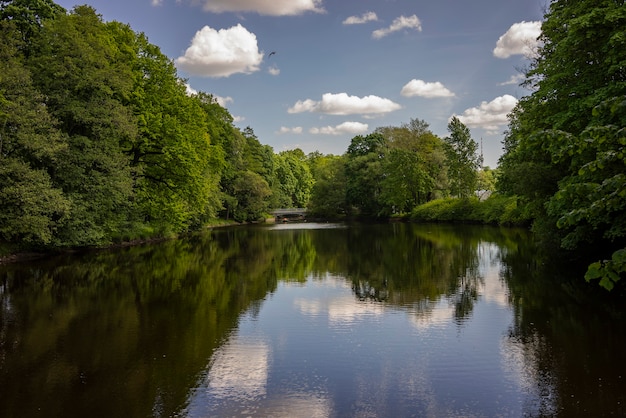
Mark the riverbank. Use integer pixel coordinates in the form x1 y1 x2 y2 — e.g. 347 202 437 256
0 219 241 265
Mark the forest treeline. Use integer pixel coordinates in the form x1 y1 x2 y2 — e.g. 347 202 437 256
1 1 625 289
0 0 486 249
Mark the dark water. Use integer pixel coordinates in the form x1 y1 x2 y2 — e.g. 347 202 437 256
1 223 625 417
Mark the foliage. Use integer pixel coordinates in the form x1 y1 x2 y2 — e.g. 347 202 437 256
307 153 347 218
410 195 530 226
497 0 626 288
444 117 481 198
0 1 275 248
344 133 387 216
0 0 503 252
230 170 272 222
272 149 313 208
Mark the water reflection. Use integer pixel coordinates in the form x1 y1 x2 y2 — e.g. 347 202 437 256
1 223 625 417
206 335 270 401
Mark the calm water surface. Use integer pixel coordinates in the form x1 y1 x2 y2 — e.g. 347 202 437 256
1 223 625 417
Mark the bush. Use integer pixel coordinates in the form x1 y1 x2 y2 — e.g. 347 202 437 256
410 195 531 226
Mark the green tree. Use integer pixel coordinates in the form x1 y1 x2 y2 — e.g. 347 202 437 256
231 170 271 222
0 0 65 43
0 21 70 244
376 118 447 209
444 116 481 198
345 133 387 217
273 149 313 208
307 153 347 218
127 32 223 233
498 0 626 288
26 6 136 245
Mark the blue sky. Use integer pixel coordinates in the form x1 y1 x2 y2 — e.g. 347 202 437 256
54 0 545 167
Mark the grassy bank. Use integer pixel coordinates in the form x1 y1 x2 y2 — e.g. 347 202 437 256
410 195 532 226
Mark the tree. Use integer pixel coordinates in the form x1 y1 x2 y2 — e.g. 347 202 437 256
274 149 313 208
0 20 69 244
376 118 447 209
476 167 497 199
231 171 271 222
25 6 136 245
307 154 347 218
498 0 626 288
345 133 387 216
0 0 65 43
380 148 431 213
444 117 481 198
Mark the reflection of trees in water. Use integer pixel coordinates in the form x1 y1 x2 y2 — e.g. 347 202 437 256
7 223 620 417
352 278 389 302
500 231 626 417
310 223 495 323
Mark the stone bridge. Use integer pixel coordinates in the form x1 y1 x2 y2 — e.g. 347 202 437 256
271 208 307 221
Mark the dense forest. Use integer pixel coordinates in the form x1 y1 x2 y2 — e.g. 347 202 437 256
1 0 625 289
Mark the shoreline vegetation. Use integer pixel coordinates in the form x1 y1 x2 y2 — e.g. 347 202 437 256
1 1 624 289
1 195 528 265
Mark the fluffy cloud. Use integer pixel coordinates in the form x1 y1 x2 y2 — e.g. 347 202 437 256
343 11 378 25
184 83 233 106
309 121 369 135
455 95 518 131
176 24 263 77
268 65 280 76
401 79 455 98
498 73 525 86
277 126 303 134
214 95 234 107
372 15 422 39
493 21 541 59
195 0 325 16
288 92 401 115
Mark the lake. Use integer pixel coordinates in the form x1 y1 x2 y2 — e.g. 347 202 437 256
1 222 625 417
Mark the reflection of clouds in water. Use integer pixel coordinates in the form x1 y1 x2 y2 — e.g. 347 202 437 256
408 298 456 330
328 297 384 324
257 394 333 418
478 242 510 308
500 333 558 416
185 332 334 417
294 294 384 325
207 336 269 400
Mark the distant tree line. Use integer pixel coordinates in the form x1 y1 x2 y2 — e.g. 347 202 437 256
0 0 486 250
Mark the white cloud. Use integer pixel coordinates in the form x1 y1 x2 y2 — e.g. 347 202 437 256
151 0 163 6
184 83 198 96
498 73 525 86
309 121 369 135
288 92 401 115
207 337 269 399
401 79 455 98
214 95 234 107
268 65 280 76
233 115 245 123
343 11 378 25
455 94 518 131
195 0 325 16
493 21 541 59
176 24 263 77
277 126 303 134
372 15 422 39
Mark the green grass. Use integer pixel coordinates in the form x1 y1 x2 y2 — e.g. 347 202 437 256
410 195 531 226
